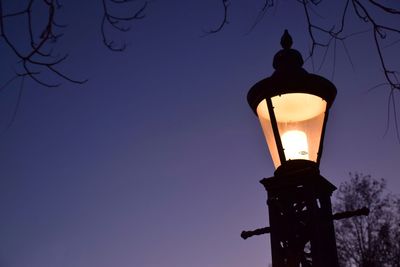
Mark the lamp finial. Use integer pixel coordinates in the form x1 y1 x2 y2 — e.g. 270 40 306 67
280 30 293 49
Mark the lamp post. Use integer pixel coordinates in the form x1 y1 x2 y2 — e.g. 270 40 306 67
243 30 339 267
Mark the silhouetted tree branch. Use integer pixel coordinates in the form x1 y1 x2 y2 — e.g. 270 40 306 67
212 1 400 90
0 0 87 88
0 0 148 91
210 0 400 139
1 1 400 137
2 1 399 91
203 0 230 35
247 0 275 34
2 1 399 89
101 0 147 51
301 0 400 139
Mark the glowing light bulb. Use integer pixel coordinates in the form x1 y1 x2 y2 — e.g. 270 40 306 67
281 130 309 160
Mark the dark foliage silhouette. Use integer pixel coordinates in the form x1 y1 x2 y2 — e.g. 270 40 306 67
333 173 400 267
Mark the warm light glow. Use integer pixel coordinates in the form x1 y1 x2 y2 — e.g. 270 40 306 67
256 93 327 168
272 93 325 122
281 130 309 160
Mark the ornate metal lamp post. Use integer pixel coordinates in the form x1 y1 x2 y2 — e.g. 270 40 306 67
242 30 339 267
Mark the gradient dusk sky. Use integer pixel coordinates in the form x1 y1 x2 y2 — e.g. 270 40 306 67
1 1 399 267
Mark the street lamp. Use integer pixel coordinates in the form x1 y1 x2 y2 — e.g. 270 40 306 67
242 30 340 267
247 30 336 174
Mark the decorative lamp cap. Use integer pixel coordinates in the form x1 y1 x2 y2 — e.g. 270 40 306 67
247 29 337 114
273 30 304 70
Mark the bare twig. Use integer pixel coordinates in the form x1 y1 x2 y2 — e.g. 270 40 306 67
352 0 400 91
101 0 147 51
0 0 86 88
297 0 400 139
203 0 230 35
6 76 25 129
1 0 148 93
384 89 400 141
246 0 274 34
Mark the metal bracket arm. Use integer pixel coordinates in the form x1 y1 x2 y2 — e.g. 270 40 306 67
241 226 271 240
332 207 369 220
241 207 369 240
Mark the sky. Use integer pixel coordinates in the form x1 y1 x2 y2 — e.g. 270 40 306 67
0 1 399 267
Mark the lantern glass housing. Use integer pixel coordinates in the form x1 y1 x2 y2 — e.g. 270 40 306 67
247 30 337 172
256 93 327 168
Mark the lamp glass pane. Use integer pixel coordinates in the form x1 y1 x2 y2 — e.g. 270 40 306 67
256 93 327 169
272 93 326 164
256 99 280 168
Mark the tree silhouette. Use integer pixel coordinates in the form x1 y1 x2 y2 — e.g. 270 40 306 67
333 173 400 267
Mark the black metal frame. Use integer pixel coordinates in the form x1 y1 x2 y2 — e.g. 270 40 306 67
247 31 337 169
244 30 340 267
261 169 339 267
266 97 286 164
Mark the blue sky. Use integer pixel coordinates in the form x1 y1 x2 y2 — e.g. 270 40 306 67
0 1 399 266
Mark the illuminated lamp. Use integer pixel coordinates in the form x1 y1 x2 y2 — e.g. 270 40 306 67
247 30 336 175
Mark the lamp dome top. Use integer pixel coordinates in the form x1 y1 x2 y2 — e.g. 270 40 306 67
247 30 337 115
273 30 304 70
